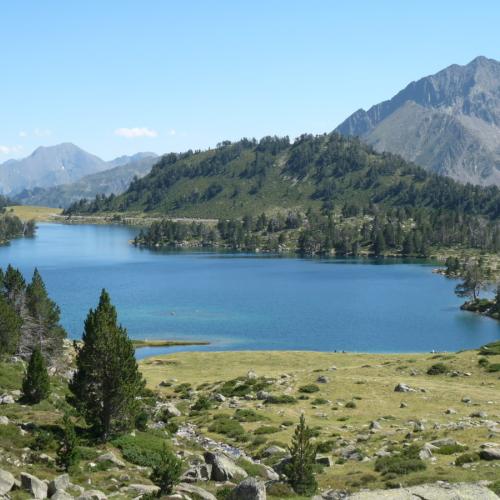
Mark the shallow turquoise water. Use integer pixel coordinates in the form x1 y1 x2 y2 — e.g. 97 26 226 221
1 223 498 358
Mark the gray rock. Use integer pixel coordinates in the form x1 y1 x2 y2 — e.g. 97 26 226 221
204 451 248 482
262 445 286 457
182 463 212 482
470 411 487 418
51 490 75 500
0 416 9 425
419 443 436 460
394 383 415 393
0 394 15 404
369 420 381 430
21 472 48 499
212 393 226 402
480 447 500 460
159 403 182 418
76 490 107 500
461 396 472 403
176 482 216 500
228 477 266 500
126 484 161 496
445 408 457 414
256 391 270 401
317 375 329 383
261 465 279 481
247 370 258 380
346 482 498 499
429 438 460 448
48 474 71 496
96 451 125 467
315 455 333 466
0 469 15 495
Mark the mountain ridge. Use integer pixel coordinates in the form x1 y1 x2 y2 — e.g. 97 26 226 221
336 56 500 186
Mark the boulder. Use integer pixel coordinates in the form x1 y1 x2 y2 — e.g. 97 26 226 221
346 482 498 499
176 482 216 500
48 474 71 496
256 391 270 401
0 394 15 404
0 416 9 425
445 408 457 414
317 375 329 383
51 491 74 500
429 438 460 448
96 451 125 467
369 420 381 430
315 455 333 466
470 411 487 418
262 445 286 457
161 403 182 418
76 490 107 500
0 469 15 495
480 447 500 460
203 452 248 482
394 383 415 393
181 463 212 482
419 443 436 460
126 484 161 496
21 473 48 499
247 370 258 380
260 465 279 481
228 477 266 500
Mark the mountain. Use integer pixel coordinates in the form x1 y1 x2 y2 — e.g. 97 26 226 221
64 134 500 220
13 154 158 208
336 56 500 186
0 143 110 195
107 152 158 169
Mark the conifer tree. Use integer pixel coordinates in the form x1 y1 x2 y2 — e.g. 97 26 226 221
57 413 78 471
22 346 50 404
285 414 317 495
0 295 22 355
3 264 26 313
69 289 145 441
150 444 182 495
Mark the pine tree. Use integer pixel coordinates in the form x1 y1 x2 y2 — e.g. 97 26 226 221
0 295 22 355
23 268 66 358
373 230 386 257
69 289 145 441
285 414 318 495
3 265 26 313
22 346 50 404
150 444 182 495
57 413 78 471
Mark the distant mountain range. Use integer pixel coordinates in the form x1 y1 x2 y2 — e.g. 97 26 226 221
0 143 158 207
13 154 158 208
336 56 500 186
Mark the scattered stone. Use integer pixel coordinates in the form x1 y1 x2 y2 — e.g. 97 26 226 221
394 383 416 393
0 394 15 404
204 452 248 481
413 421 425 432
212 393 226 402
0 469 15 495
262 445 286 457
261 465 279 481
461 396 472 403
317 375 329 383
329 365 337 371
247 370 257 380
369 420 381 431
96 452 125 468
400 402 408 408
429 438 460 448
256 391 270 400
176 483 216 500
21 472 48 499
126 484 161 496
76 490 107 500
480 448 500 460
315 455 333 467
51 491 74 500
470 411 487 418
419 443 437 460
48 474 71 496
0 416 9 425
162 403 182 418
228 477 266 500
182 463 212 483
445 408 457 415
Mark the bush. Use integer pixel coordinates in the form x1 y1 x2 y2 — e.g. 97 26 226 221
298 384 320 393
112 432 167 467
455 452 480 466
251 435 267 446
489 480 500 496
31 429 55 451
208 417 244 438
435 443 468 455
266 481 295 497
345 401 357 409
427 363 449 375
219 377 270 397
216 486 234 499
311 398 328 405
479 341 500 356
487 363 500 373
150 445 182 495
375 446 426 476
191 395 212 411
135 411 148 431
282 420 294 426
254 426 280 435
316 440 335 453
265 394 296 404
234 409 266 422
478 357 490 367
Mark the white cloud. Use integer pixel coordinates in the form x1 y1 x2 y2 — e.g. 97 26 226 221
19 131 27 138
0 145 22 155
114 127 158 138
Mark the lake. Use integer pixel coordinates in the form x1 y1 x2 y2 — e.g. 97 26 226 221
1 223 498 358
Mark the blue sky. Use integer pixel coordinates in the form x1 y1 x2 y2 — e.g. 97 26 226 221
1 1 499 160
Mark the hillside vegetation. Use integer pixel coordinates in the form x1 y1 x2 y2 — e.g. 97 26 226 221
64 133 500 219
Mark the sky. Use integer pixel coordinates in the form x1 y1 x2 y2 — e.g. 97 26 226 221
1 1 499 160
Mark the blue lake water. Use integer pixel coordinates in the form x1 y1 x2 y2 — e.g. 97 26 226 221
1 223 498 358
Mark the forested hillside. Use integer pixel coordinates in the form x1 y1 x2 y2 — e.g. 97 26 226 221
65 133 500 219
0 197 36 243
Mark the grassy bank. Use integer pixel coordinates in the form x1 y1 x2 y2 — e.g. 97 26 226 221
7 205 63 222
140 349 500 492
132 339 210 348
